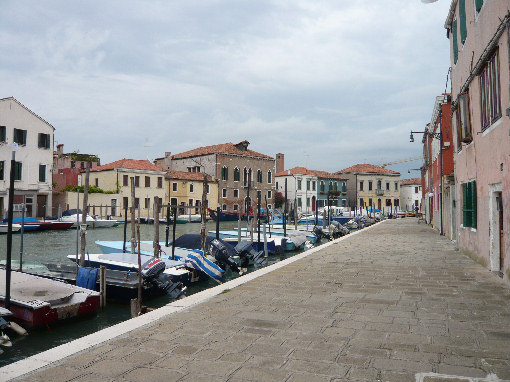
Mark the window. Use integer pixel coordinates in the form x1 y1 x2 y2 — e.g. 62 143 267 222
257 169 262 183
312 181 316 191
38 164 46 182
394 199 399 207
297 198 302 207
0 161 3 180
134 176 140 187
306 180 310 191
386 182 390 191
13 161 22 181
415 186 419 193
135 198 140 209
452 19 458 65
306 198 310 207
222 188 227 198
38 133 51 149
123 197 129 210
233 204 239 211
257 190 262 201
368 198 372 206
145 176 150 187
359 181 364 191
459 0 467 45
13 128 27 146
276 181 279 189
233 189 239 198
234 167 240 181
334 182 338 191
267 190 272 199
80 162 85 169
394 182 398 191
480 50 501 131
190 183 194 193
386 199 392 206
297 179 302 190
267 170 272 184
222 204 227 211
145 198 150 209
462 180 477 228
475 0 484 14
359 198 364 207
206 184 210 194
172 182 177 192
368 181 372 191
123 175 128 186
71 161 75 168
0 126 5 141
157 177 163 188
320 181 325 192
95 178 98 187
221 166 228 181
189 198 193 207
457 92 472 142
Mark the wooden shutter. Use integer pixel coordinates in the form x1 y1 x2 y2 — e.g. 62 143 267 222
475 0 483 13
46 134 50 149
471 180 477 228
22 130 27 145
459 0 467 44
462 182 468 226
452 20 458 64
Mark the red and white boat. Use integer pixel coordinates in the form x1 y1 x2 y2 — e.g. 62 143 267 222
0 269 100 328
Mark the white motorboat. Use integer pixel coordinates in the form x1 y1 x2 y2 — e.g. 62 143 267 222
60 214 119 228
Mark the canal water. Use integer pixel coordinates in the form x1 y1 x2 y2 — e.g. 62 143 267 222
0 220 304 366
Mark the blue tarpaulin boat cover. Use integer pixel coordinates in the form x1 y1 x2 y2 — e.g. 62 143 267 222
76 267 98 290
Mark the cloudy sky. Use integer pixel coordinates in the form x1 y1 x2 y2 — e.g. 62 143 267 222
1 0 451 178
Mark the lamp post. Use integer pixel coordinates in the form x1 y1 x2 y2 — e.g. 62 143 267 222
410 129 443 236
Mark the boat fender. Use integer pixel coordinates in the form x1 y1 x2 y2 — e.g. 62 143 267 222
8 321 28 336
0 332 12 347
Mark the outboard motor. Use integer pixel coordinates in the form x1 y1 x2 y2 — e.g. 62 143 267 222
328 221 342 239
210 238 241 274
313 225 331 241
141 258 186 300
235 241 265 266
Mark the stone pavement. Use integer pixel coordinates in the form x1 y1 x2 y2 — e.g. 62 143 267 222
7 219 510 381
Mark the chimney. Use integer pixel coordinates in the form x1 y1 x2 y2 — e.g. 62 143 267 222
276 153 284 173
57 143 64 156
164 152 172 171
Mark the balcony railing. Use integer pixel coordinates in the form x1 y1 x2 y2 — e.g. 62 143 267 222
376 189 384 196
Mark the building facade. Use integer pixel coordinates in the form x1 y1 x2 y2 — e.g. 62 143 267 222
53 143 100 191
400 178 422 212
75 159 166 219
165 170 219 215
158 141 275 213
0 97 54 219
445 0 509 279
337 164 400 214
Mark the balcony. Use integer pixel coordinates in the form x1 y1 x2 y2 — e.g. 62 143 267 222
376 189 384 196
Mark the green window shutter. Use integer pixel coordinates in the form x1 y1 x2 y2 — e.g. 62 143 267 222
452 20 458 64
471 181 477 228
14 162 22 181
39 164 46 182
0 126 5 141
462 182 468 226
475 0 483 13
46 134 50 149
459 0 467 44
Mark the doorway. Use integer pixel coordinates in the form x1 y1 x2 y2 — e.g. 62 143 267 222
489 185 504 276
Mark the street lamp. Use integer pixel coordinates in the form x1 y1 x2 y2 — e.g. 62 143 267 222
409 129 443 236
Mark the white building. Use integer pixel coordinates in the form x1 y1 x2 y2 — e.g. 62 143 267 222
400 178 422 213
275 167 318 214
0 97 54 219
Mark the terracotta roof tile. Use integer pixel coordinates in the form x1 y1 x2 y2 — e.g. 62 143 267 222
400 178 421 186
165 170 214 181
336 164 400 175
172 141 273 160
91 159 164 172
275 167 346 180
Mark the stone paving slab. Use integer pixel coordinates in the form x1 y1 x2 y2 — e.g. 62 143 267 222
3 219 510 381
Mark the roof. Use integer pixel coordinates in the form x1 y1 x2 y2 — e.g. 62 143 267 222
0 97 55 130
275 167 346 180
165 170 214 181
91 159 164 172
172 140 273 160
401 178 421 186
336 164 400 176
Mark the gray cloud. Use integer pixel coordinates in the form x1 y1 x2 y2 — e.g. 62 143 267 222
1 0 450 177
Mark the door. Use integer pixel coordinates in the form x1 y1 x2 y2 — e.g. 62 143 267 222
312 196 316 212
37 195 47 218
497 193 504 272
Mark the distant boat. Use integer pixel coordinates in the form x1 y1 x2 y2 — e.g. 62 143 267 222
2 217 73 231
0 269 99 328
0 224 22 234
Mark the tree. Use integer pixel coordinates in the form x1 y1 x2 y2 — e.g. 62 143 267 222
274 191 286 208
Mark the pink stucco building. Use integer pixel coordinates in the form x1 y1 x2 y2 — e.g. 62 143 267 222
445 1 509 279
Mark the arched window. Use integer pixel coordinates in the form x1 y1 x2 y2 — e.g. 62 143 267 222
234 167 240 182
257 169 262 183
221 166 228 181
320 181 325 192
267 170 272 184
